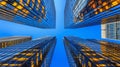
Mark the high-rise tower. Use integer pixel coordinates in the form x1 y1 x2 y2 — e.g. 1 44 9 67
0 36 56 67
0 36 31 48
64 36 120 67
0 0 56 28
64 0 120 28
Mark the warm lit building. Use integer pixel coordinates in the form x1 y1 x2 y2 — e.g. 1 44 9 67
0 36 31 48
0 36 56 67
100 41 120 63
73 0 88 22
64 0 120 28
0 0 56 28
64 36 120 67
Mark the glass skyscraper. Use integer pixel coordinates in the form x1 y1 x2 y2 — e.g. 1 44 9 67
0 0 120 67
64 36 120 67
0 36 56 67
0 0 56 28
64 0 120 28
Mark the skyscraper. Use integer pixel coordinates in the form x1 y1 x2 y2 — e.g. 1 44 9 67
64 36 120 67
0 0 56 28
0 36 56 67
64 0 76 28
64 0 120 28
0 36 31 48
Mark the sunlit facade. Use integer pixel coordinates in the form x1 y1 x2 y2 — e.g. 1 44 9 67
0 0 56 28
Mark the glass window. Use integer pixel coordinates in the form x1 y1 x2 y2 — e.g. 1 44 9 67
117 21 120 39
106 21 120 40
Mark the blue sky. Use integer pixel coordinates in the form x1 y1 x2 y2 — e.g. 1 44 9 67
0 0 101 67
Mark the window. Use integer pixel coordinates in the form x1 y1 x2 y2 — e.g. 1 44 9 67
105 21 120 40
101 15 120 40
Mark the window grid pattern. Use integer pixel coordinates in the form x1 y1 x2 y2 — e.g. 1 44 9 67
73 0 120 22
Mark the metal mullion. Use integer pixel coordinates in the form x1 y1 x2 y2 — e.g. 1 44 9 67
11 1 35 18
1 6 33 22
36 0 41 10
31 0 43 17
117 21 120 39
0 8 15 18
115 22 117 39
0 7 17 17
2 1 33 19
13 51 31 65
32 0 42 10
36 0 44 17
7 48 33 65
71 48 81 67
15 0 40 20
22 0 42 19
7 52 26 66
24 1 45 18
0 8 14 16
32 0 42 14
7 55 22 66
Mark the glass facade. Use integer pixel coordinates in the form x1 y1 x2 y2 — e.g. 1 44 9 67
0 0 56 28
100 41 120 63
101 15 120 40
106 21 120 39
64 0 76 28
65 0 120 28
0 37 56 67
73 0 88 22
64 36 120 67
0 36 31 48
74 0 120 22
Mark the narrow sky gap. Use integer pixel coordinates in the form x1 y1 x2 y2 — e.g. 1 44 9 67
50 0 70 67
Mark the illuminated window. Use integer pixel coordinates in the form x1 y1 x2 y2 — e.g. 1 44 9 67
0 1 7 6
92 3 96 8
16 5 23 10
103 2 107 6
12 2 18 6
112 1 119 7
105 5 109 10
99 8 103 12
95 11 98 14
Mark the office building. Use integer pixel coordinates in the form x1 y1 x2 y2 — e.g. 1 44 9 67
64 0 76 28
64 36 120 67
0 36 56 67
0 36 31 48
64 0 120 28
101 15 120 40
0 0 56 28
